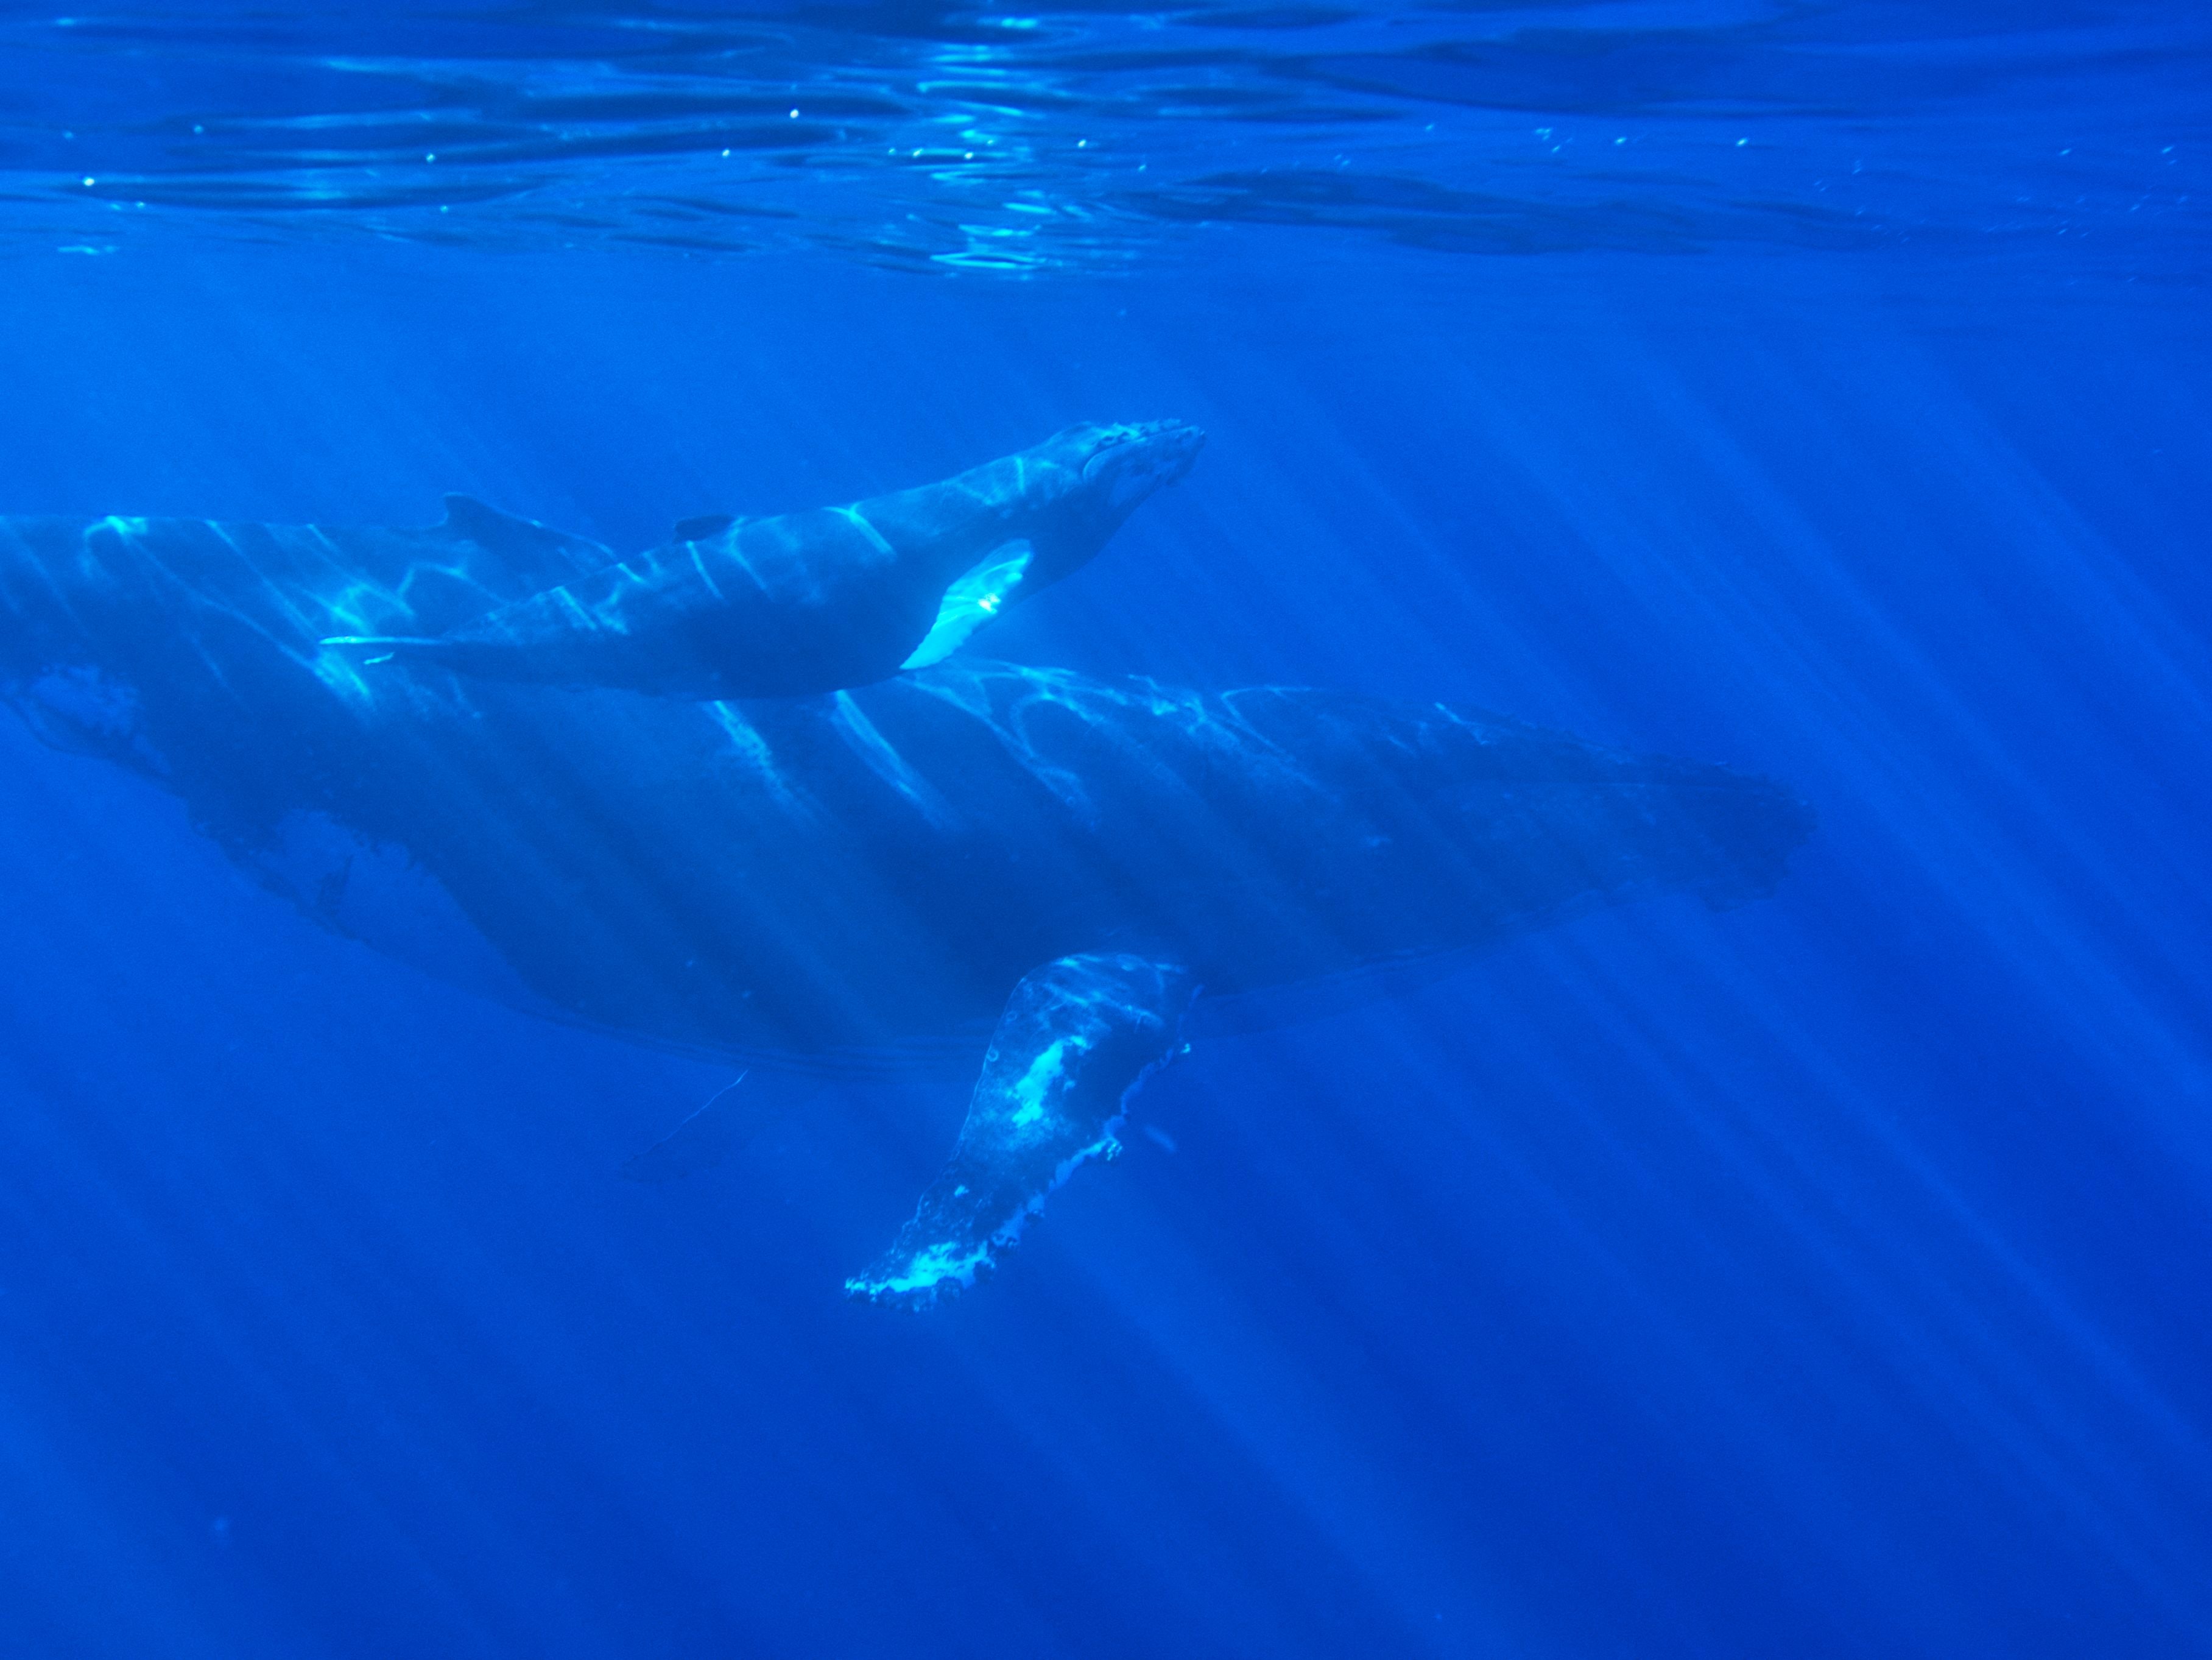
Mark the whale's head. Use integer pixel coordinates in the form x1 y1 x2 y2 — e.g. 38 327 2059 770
1070 419 1206 512
1020 419 1205 575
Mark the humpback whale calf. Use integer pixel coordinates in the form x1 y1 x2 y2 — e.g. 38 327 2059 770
324 420 1205 698
0 490 1812 1306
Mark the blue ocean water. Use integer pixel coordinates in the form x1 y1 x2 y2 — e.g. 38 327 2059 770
2 5 2208 1656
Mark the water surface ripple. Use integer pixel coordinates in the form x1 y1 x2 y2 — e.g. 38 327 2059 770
5 2 2205 272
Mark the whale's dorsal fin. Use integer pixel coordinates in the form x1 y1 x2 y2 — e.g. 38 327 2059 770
899 540 1035 673
438 493 593 561
671 512 736 543
847 953 1197 1308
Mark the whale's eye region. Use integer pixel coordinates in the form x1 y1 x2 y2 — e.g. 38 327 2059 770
1079 429 1140 484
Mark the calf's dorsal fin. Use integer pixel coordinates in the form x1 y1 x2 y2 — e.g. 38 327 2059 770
671 512 737 543
438 493 585 558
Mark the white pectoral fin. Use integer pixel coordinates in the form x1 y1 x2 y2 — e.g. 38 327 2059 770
847 953 1198 1308
898 540 1035 671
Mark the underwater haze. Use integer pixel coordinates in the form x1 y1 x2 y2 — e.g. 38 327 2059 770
2 4 2210 1657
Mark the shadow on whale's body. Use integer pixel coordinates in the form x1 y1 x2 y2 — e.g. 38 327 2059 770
0 460 1812 1307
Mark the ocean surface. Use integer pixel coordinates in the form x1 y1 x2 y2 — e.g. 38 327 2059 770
2 4 2208 1656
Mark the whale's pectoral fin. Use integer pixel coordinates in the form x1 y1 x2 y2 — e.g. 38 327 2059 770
621 1070 823 1184
898 540 1036 672
848 953 1197 1309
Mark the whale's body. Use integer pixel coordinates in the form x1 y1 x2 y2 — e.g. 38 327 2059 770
0 495 1811 1304
325 420 1206 699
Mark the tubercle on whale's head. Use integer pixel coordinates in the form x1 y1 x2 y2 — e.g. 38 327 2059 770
1070 418 1206 502
1021 419 1205 571
1021 419 1202 497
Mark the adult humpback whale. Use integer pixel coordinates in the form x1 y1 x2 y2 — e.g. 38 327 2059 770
325 420 1205 698
0 492 1812 1305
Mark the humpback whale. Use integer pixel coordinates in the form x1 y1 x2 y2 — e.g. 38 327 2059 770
324 420 1205 698
0 493 1811 1306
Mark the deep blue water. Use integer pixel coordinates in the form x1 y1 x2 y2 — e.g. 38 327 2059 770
3 6 2210 1657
